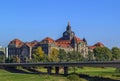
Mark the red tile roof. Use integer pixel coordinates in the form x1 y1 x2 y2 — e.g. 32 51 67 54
57 43 71 48
56 40 71 48
56 40 70 44
94 42 104 47
25 42 38 47
88 46 96 50
73 36 83 43
88 42 104 50
41 37 55 43
9 39 23 47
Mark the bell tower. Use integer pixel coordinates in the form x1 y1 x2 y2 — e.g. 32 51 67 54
63 22 75 40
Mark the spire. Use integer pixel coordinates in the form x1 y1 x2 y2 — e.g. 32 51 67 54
68 21 70 26
67 21 71 31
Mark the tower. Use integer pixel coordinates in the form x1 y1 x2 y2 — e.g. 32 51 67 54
63 22 75 40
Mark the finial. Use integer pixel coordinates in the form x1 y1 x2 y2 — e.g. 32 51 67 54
66 21 71 31
68 21 70 26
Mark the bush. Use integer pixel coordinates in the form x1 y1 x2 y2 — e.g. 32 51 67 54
67 74 87 81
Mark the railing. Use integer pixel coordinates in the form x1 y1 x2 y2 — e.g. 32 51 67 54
0 61 120 68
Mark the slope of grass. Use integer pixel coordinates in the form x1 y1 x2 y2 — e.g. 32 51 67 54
69 67 120 80
0 67 120 81
0 69 69 81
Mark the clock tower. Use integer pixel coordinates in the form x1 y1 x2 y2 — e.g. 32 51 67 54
63 22 75 40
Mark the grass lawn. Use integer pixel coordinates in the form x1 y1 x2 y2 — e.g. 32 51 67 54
0 67 120 81
0 69 69 81
69 67 120 80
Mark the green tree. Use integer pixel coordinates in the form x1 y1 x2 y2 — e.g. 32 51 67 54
75 51 84 62
111 47 120 60
42 54 49 62
0 51 5 63
94 47 112 61
0 56 4 63
87 51 94 61
12 56 20 63
58 49 67 62
32 47 45 62
70 51 83 62
5 57 13 63
66 52 73 62
48 48 59 62
66 51 83 62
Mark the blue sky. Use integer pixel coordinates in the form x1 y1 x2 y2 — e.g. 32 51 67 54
0 0 120 48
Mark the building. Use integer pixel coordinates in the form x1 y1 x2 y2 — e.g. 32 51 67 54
8 39 38 62
88 42 104 52
35 22 88 57
8 22 104 62
55 22 88 57
0 45 8 62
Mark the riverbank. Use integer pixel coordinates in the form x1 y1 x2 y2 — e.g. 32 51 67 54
0 67 119 81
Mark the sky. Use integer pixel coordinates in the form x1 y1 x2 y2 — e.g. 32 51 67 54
0 0 120 48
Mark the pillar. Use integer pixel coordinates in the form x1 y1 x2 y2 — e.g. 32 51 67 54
55 67 59 75
64 66 68 76
47 67 52 75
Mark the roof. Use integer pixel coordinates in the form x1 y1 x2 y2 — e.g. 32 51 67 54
55 38 71 48
28 40 38 47
41 37 55 43
88 46 96 50
94 42 104 47
56 37 64 41
9 38 23 47
88 42 104 50
25 42 38 47
72 36 83 43
56 40 71 48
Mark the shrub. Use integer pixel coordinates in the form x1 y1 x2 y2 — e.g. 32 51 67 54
67 74 87 81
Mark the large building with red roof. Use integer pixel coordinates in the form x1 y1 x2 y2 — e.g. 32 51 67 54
8 39 38 62
35 22 88 57
8 22 104 62
88 42 104 52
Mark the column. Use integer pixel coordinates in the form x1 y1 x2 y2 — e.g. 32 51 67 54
64 66 68 76
47 67 52 75
55 67 59 75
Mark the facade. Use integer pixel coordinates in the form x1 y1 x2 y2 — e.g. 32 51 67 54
0 45 8 62
8 39 38 62
35 22 88 57
55 22 88 57
8 22 104 62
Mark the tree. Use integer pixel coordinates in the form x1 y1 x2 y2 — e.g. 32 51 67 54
65 51 83 62
0 56 4 63
0 51 5 63
70 51 83 62
5 57 13 63
48 48 59 62
67 52 75 62
58 49 67 62
111 47 120 60
12 56 20 63
87 51 94 61
75 51 84 62
32 47 45 62
94 47 112 61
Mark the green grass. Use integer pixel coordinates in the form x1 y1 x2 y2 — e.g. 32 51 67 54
0 67 120 81
0 69 69 81
69 67 120 80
